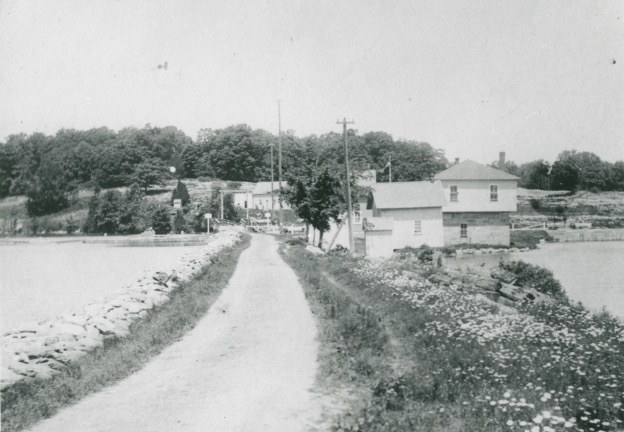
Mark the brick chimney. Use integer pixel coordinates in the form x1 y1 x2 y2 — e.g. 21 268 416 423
498 152 506 170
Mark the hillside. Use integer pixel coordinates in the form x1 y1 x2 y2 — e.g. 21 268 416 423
0 180 250 235
513 188 624 229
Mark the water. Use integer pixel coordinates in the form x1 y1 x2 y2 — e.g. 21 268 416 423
0 239 208 331
510 242 624 318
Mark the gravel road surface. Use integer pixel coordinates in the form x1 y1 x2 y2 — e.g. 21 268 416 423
26 234 321 432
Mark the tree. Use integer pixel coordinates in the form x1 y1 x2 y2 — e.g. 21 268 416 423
207 184 239 221
152 205 172 234
550 160 579 191
518 160 551 190
118 184 147 233
607 161 624 191
171 180 191 207
131 158 167 192
283 166 357 247
26 160 72 216
173 210 188 233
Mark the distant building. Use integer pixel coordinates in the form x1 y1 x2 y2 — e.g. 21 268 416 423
433 158 518 246
251 181 291 210
232 182 291 212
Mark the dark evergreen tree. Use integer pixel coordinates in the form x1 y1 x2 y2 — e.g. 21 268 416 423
152 205 172 234
171 180 191 207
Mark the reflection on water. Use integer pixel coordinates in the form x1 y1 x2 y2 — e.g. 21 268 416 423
511 242 624 318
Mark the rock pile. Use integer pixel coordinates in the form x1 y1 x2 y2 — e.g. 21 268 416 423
409 264 557 308
1 231 240 391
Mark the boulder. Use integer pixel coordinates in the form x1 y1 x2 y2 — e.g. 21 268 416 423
402 270 425 280
429 273 452 286
474 277 501 292
490 268 517 284
88 316 116 335
152 271 170 285
524 287 558 306
499 284 524 302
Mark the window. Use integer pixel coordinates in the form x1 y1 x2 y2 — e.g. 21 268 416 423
460 223 468 238
450 185 458 202
490 185 498 201
353 211 361 224
414 220 422 235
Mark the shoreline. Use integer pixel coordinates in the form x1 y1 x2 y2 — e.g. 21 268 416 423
0 229 241 391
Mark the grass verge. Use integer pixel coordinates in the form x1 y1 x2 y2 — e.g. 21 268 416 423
280 241 624 431
1 233 251 432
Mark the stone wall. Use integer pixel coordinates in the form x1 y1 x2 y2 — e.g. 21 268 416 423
549 228 624 242
443 212 510 246
0 230 241 391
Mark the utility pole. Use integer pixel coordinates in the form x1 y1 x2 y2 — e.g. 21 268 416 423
271 143 274 219
337 117 355 253
278 100 283 233
219 190 224 219
389 155 392 183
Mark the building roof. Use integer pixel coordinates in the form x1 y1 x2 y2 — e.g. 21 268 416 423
369 181 444 209
434 160 519 181
253 181 284 195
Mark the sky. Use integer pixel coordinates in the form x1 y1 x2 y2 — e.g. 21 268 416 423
0 0 622 165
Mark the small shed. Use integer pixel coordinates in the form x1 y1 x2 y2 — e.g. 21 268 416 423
367 181 445 253
363 217 394 258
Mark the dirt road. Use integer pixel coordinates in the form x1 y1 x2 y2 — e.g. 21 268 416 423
26 234 321 432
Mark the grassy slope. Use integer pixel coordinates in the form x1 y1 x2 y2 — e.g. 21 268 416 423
280 240 624 432
0 179 302 232
1 234 251 432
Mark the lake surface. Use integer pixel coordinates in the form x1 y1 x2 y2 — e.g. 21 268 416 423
0 239 208 331
510 242 624 318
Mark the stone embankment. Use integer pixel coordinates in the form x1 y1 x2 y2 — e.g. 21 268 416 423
403 262 555 308
0 230 241 391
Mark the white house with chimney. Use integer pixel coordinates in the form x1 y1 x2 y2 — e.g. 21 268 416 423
433 155 518 246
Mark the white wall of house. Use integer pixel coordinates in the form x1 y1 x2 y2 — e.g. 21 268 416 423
233 192 251 209
252 194 291 210
365 230 394 257
439 179 517 213
373 207 444 249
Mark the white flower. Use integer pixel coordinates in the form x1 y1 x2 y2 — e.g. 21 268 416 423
533 415 543 424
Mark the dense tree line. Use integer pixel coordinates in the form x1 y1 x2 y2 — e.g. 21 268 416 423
0 124 448 216
491 150 624 191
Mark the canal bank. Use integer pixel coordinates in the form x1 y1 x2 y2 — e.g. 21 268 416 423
549 228 624 242
510 241 624 319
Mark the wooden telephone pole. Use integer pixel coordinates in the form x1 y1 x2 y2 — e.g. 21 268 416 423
278 100 283 233
337 118 355 253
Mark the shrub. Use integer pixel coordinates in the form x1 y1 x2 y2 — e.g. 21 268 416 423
65 216 79 234
529 198 542 210
152 205 172 234
499 260 566 298
173 210 187 234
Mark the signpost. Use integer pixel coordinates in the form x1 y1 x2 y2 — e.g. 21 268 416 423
205 213 212 234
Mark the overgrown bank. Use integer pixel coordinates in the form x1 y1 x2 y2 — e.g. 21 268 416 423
1 234 251 432
281 240 624 431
